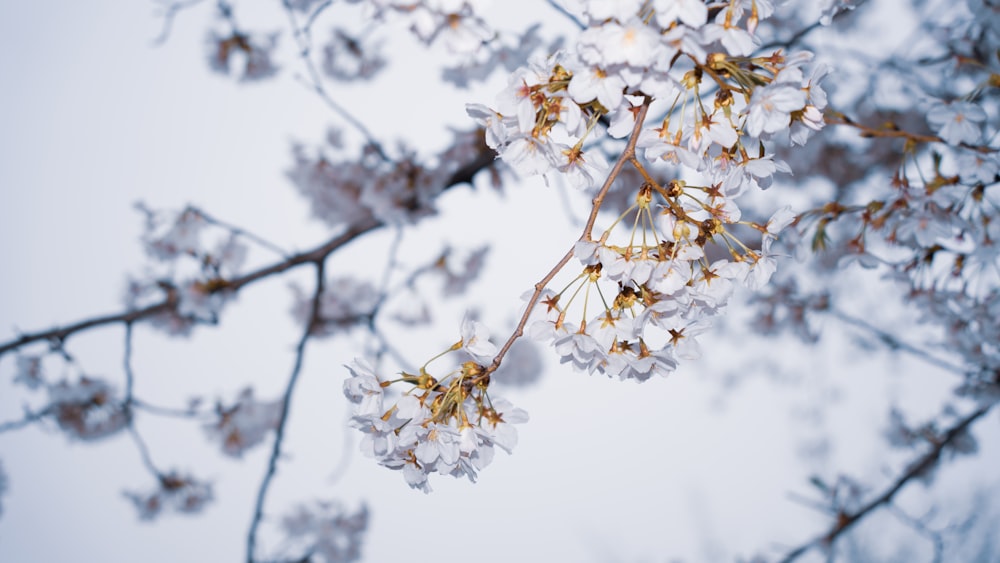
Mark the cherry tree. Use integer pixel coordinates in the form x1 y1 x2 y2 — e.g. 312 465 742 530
1 0 999 561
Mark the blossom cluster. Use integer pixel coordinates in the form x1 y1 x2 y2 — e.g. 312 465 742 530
469 0 828 190
286 127 490 227
280 501 369 562
124 472 214 520
206 29 280 82
126 204 251 335
460 1 827 383
531 189 796 381
343 319 527 492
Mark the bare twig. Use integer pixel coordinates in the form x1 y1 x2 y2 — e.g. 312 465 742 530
280 0 390 161
151 0 206 46
829 309 967 376
0 407 52 434
545 0 586 30
122 322 163 478
193 207 291 258
778 403 995 562
246 260 326 563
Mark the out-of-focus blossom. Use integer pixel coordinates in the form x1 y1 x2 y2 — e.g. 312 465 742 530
206 30 280 82
124 472 213 520
47 378 128 442
280 501 369 563
203 388 283 458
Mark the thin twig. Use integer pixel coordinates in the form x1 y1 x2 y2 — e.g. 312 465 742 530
280 0 390 161
193 207 291 258
122 324 163 478
151 0 206 46
0 407 52 434
829 310 968 376
483 99 652 377
545 0 586 30
778 403 995 562
246 260 326 563
128 424 162 478
131 398 215 420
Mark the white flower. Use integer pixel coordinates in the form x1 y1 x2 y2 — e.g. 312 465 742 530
568 65 627 110
578 20 661 68
344 359 384 418
414 422 462 466
703 22 758 56
927 101 986 146
583 0 642 22
466 103 512 149
765 206 796 238
653 0 708 28
556 145 609 189
554 325 607 373
743 83 807 138
461 316 498 361
502 135 555 177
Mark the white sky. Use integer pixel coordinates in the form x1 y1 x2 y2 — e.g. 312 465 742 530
1 1 998 562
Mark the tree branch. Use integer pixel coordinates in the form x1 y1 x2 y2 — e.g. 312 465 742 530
778 402 995 562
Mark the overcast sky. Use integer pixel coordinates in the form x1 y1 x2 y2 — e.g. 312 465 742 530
1 1 999 562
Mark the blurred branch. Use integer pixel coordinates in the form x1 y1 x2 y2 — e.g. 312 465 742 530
758 0 870 52
246 260 326 563
829 309 967 376
123 322 163 478
0 301 174 357
545 0 585 30
779 403 995 562
151 0 206 46
0 152 495 359
192 207 291 258
886 504 947 563
0 406 52 434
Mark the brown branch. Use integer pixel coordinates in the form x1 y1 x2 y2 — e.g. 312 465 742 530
825 112 999 154
778 402 995 562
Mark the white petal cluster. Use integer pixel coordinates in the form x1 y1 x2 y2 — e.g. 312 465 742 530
530 198 797 382
468 1 825 194
343 355 527 492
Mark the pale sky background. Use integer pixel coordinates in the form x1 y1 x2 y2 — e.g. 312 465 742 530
1 1 999 562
